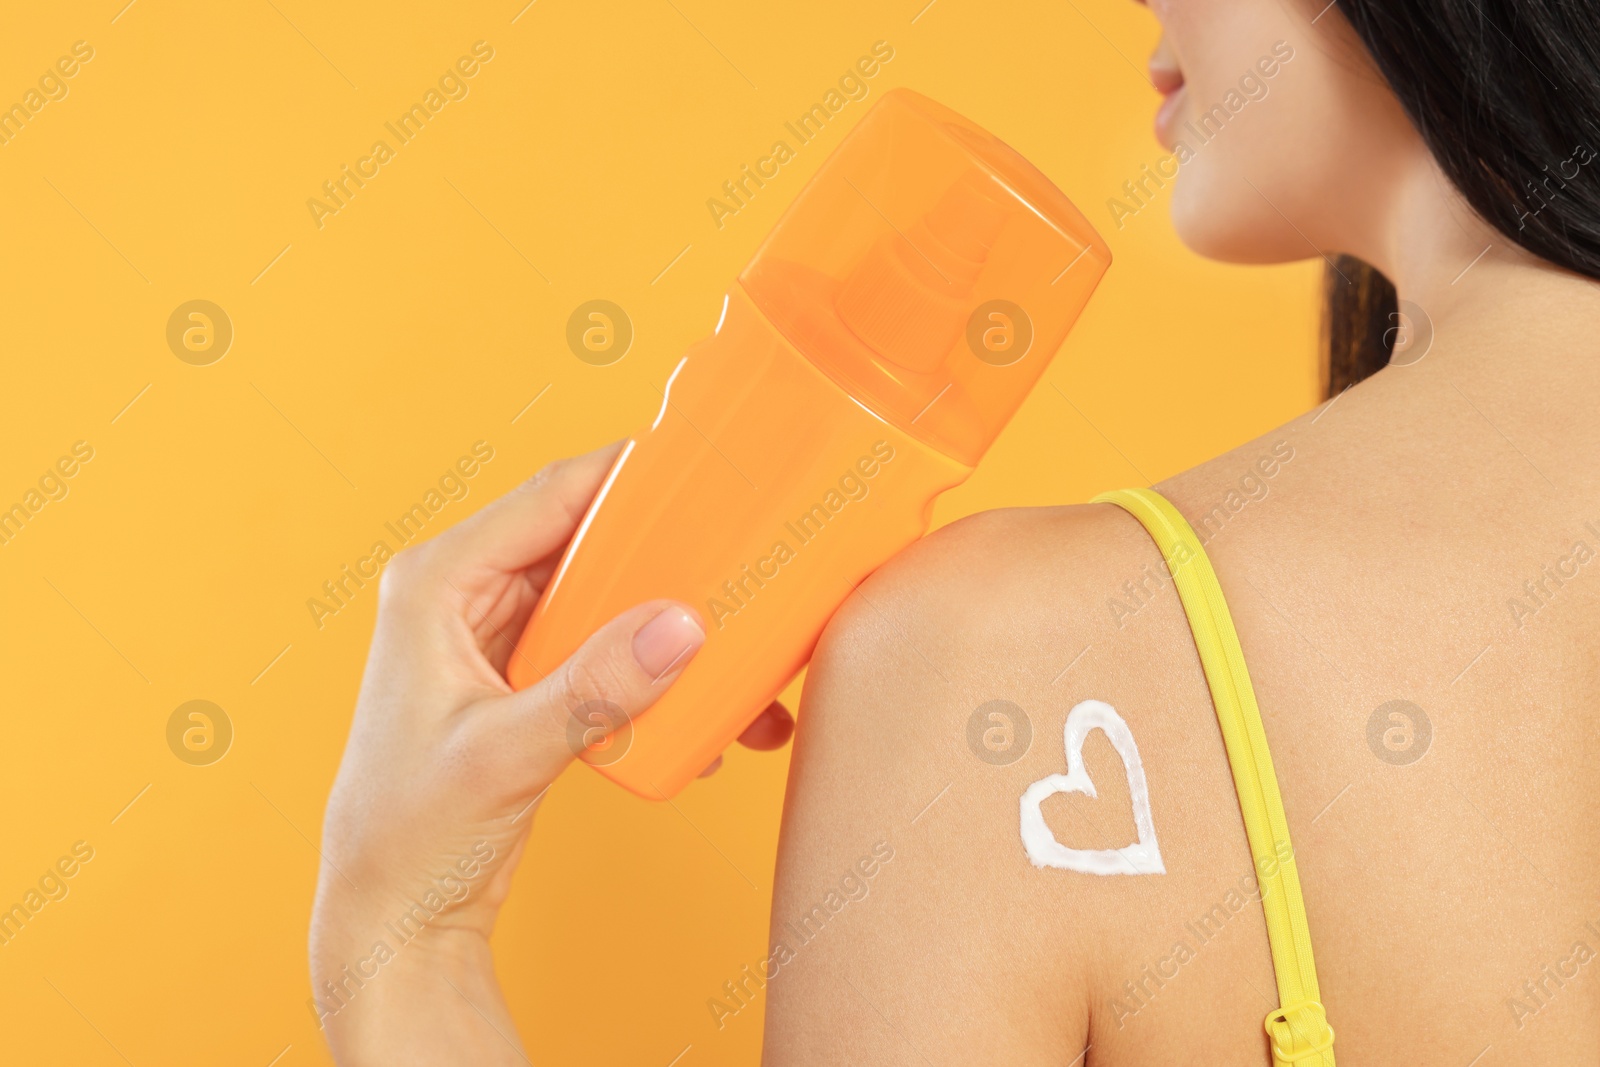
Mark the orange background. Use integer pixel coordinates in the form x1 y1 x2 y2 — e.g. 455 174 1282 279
0 1 1318 1063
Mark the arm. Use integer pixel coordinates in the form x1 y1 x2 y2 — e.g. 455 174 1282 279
761 504 1272 1065
310 444 792 1065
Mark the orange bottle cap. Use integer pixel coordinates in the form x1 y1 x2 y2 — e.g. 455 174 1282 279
739 88 1110 466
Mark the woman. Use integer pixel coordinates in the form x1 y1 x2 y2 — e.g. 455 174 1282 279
762 1 1600 1063
312 0 1600 1062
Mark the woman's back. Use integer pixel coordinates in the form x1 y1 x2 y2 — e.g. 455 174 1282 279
762 260 1600 1064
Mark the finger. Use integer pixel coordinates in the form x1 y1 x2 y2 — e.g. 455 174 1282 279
737 701 795 751
434 440 627 577
479 600 706 788
697 702 791 780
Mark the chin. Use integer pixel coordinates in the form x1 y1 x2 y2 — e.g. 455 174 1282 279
1167 155 1322 266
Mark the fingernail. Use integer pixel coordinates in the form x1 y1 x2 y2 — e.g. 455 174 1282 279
633 605 705 681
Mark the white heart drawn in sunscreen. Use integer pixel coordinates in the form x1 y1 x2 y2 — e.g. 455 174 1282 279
1019 699 1165 875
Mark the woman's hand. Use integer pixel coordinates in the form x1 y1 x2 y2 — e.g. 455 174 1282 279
309 442 793 1065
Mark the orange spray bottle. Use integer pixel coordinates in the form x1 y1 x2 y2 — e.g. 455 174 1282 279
507 89 1110 799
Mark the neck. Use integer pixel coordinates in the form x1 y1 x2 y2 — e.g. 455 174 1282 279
1362 155 1600 374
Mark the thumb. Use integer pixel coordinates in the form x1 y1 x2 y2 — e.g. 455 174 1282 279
485 600 707 789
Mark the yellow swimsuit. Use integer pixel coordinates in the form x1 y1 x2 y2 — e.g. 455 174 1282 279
1095 488 1335 1067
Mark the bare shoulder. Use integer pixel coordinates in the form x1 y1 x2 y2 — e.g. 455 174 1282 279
806 503 1155 692
763 504 1275 1065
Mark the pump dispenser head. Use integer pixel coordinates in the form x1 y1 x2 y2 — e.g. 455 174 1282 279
739 89 1110 466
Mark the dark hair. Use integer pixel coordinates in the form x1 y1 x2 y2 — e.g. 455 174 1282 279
1323 255 1396 395
1322 1 1600 397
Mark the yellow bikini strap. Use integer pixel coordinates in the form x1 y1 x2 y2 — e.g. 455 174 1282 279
1093 488 1334 1066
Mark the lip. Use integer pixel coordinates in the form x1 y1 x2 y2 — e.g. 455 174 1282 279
1154 84 1186 150
1149 61 1184 97
1148 46 1184 150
